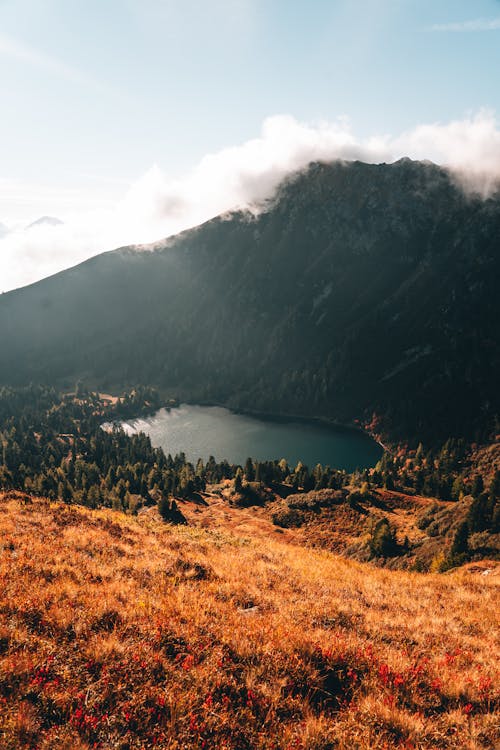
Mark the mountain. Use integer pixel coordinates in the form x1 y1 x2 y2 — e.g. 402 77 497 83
25 215 63 229
0 158 499 445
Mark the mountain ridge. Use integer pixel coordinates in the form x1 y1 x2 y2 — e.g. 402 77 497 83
0 158 499 445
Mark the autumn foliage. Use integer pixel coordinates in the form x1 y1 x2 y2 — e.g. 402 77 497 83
0 492 498 749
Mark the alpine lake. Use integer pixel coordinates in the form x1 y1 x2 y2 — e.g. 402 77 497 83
117 404 382 472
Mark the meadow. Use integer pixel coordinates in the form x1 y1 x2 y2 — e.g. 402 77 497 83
0 491 498 749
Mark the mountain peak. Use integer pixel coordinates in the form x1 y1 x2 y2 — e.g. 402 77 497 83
0 159 498 444
25 216 64 230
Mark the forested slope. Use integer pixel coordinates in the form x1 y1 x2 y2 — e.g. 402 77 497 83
0 158 499 444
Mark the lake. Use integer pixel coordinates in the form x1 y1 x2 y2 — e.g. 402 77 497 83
119 404 382 471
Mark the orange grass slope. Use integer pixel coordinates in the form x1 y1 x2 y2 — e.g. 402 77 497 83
0 491 498 750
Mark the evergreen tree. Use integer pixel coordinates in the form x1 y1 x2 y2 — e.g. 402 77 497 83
244 457 255 482
158 495 171 521
471 475 484 497
234 469 243 493
370 518 397 557
490 470 500 500
449 521 469 564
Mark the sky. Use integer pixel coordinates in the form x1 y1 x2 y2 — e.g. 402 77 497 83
1 0 500 291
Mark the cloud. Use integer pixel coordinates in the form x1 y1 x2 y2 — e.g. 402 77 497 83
117 115 393 237
0 223 95 294
393 110 500 196
429 17 500 32
123 111 500 229
2 111 500 292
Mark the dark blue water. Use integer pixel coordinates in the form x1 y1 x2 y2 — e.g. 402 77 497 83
120 404 382 471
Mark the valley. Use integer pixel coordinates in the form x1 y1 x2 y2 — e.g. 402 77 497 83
2 3 500 748
0 386 497 573
0 159 499 749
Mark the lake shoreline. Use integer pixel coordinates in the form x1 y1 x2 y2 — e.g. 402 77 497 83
184 399 385 448
113 401 383 471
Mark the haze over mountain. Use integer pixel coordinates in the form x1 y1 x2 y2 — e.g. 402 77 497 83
25 215 63 229
0 158 498 445
3 110 500 294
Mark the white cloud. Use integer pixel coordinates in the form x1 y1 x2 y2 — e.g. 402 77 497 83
393 111 500 196
0 224 94 293
127 115 391 233
429 17 500 32
2 111 500 293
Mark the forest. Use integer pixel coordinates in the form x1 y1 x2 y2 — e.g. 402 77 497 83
0 385 497 570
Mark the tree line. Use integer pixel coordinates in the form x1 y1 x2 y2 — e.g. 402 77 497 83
0 386 497 561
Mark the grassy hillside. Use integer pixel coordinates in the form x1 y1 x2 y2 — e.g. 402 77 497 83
0 492 498 749
180 482 500 571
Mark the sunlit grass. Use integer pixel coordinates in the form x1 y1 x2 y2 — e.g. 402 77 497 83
0 492 498 748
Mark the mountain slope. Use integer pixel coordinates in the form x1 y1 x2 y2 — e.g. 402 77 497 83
0 491 498 749
0 159 499 443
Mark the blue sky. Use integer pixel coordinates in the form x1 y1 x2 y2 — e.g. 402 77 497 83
1 0 500 289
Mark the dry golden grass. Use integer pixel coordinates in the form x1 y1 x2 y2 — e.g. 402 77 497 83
0 491 498 749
